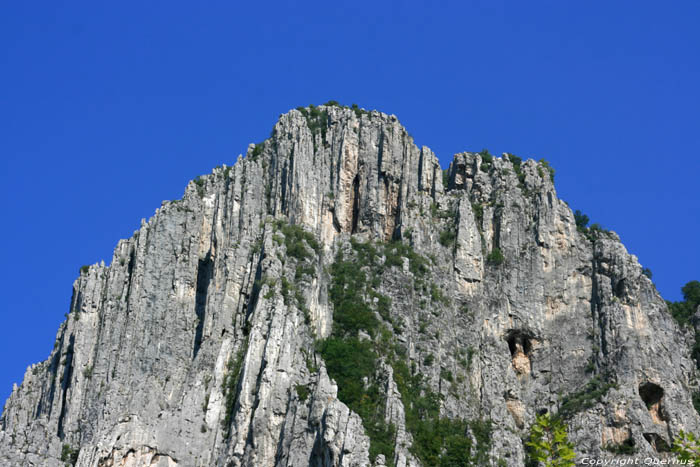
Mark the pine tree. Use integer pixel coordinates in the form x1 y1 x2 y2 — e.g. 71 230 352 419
526 413 576 467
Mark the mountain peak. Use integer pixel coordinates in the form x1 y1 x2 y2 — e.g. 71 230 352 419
2 103 697 466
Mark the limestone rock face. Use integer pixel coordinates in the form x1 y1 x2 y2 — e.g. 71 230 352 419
1 105 698 466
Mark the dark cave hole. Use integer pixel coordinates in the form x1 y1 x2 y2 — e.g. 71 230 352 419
193 254 214 359
639 382 667 424
643 432 670 452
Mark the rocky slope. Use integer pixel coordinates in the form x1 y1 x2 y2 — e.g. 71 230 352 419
1 104 698 466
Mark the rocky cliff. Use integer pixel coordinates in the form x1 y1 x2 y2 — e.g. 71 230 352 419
1 104 698 466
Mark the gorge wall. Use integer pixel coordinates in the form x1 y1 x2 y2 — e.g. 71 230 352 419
1 104 698 466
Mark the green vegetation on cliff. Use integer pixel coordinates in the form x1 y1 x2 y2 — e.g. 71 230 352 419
666 280 700 372
319 238 492 465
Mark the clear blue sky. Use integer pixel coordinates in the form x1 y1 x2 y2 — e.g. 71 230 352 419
1 1 698 404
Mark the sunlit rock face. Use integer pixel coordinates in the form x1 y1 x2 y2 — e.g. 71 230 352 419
1 104 698 466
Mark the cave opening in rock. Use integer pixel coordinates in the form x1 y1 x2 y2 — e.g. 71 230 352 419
506 330 533 377
193 254 214 359
605 436 636 454
614 278 628 300
639 382 667 424
643 432 670 452
351 174 360 234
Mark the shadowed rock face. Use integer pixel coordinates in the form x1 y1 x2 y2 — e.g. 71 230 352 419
1 104 698 466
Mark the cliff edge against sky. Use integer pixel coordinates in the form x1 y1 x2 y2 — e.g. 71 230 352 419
1 103 698 466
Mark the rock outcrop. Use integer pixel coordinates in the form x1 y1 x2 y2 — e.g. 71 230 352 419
1 104 698 466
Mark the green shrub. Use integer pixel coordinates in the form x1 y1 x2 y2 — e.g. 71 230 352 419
328 252 379 337
280 223 320 262
430 203 455 220
351 103 363 118
667 280 700 368
302 105 329 136
61 444 79 465
319 337 394 461
390 355 492 466
472 203 484 225
466 347 476 370
374 293 392 321
430 283 449 305
251 238 262 254
221 341 248 435
80 265 89 274
684 281 700 306
539 159 555 182
574 210 589 232
295 263 315 281
380 240 429 277
507 153 526 187
573 209 612 241
507 153 522 168
321 238 492 465
668 280 700 327
280 276 292 305
479 149 493 172
251 143 264 159
439 227 456 247
411 418 491 467
440 369 453 382
556 375 616 420
191 176 206 198
302 349 318 374
486 248 505 266
295 384 311 402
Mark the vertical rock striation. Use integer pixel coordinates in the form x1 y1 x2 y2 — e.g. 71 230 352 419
1 104 698 466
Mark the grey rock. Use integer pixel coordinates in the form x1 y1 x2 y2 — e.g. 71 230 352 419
1 105 698 466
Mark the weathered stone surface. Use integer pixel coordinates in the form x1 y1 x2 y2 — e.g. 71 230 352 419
1 104 698 466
